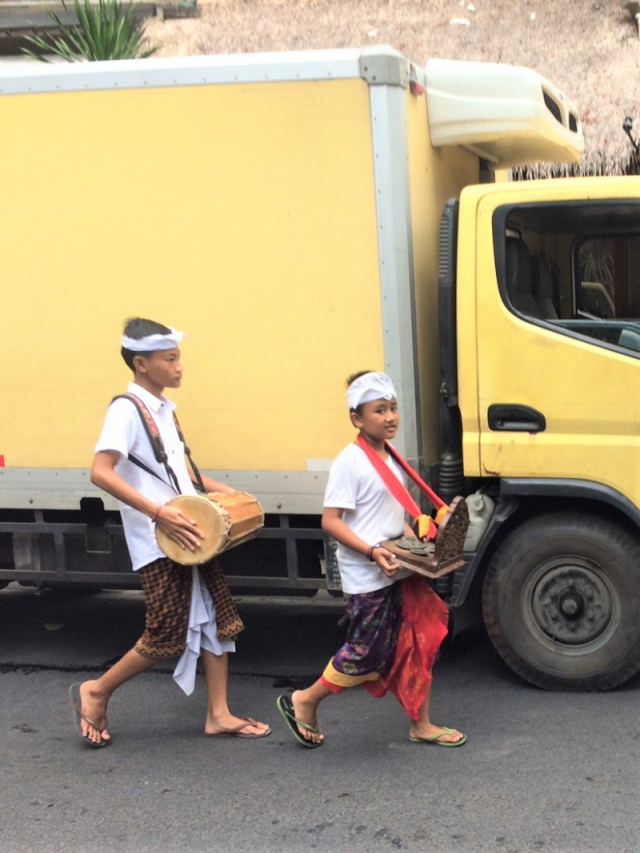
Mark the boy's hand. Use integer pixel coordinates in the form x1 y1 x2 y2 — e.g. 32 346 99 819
372 547 400 577
206 493 232 522
155 505 204 551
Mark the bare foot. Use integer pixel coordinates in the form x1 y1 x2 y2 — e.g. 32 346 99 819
289 690 324 745
204 713 270 737
409 722 465 744
77 681 111 746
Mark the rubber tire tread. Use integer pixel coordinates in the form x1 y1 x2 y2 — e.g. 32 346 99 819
482 512 640 691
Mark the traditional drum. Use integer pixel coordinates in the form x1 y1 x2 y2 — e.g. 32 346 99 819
155 491 264 566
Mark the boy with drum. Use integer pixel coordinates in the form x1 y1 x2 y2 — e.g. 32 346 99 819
70 318 270 747
276 371 465 748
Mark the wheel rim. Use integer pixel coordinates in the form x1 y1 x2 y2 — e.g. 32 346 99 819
522 556 620 652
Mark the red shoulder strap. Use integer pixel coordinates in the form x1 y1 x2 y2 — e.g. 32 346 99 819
355 434 438 539
383 443 445 510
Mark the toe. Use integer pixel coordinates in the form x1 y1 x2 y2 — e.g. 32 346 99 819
438 727 464 743
299 726 323 744
243 720 269 735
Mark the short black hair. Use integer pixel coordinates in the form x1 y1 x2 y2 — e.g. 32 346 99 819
346 370 375 414
120 317 172 372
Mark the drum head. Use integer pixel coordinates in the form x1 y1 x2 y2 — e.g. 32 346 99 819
155 495 226 566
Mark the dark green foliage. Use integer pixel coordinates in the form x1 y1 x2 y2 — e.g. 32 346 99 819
23 0 157 62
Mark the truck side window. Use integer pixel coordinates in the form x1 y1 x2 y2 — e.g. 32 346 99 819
495 202 640 357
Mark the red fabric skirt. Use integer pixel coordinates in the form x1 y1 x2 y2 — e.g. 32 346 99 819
363 575 449 720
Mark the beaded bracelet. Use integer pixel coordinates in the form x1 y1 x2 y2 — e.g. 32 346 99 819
367 542 383 562
151 505 163 524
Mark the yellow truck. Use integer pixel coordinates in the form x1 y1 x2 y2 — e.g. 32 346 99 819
2 46 639 691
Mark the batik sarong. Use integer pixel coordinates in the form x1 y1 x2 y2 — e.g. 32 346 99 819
320 582 402 691
134 557 244 659
321 576 449 720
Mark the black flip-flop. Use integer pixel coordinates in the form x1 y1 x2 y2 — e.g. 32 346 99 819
276 694 323 749
68 682 111 749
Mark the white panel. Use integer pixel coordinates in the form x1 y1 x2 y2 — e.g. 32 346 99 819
0 49 363 95
425 58 584 167
0 468 327 514
369 84 421 463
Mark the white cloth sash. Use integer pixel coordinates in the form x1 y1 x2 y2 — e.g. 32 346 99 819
172 566 236 696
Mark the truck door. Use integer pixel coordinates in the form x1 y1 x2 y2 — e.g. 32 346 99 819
473 181 640 508
466 178 640 691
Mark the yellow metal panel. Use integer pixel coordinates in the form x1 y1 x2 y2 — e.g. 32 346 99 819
406 89 479 467
1 80 382 469
471 178 640 508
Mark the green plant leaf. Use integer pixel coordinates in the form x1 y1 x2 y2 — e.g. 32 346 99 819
21 0 157 62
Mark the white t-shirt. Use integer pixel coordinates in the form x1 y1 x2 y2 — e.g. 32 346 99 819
323 442 410 594
94 381 196 570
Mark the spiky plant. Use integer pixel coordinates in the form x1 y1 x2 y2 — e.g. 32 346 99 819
22 0 157 62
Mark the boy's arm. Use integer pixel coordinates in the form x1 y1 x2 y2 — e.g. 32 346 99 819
321 506 399 577
183 460 236 495
197 472 237 496
91 451 204 552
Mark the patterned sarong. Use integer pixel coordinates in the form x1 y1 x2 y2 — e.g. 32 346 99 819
321 583 402 691
134 557 244 659
321 576 449 720
365 576 449 720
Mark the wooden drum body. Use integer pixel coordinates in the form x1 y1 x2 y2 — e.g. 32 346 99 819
155 491 264 566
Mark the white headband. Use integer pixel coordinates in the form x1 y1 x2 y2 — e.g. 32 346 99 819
121 327 184 352
347 372 397 410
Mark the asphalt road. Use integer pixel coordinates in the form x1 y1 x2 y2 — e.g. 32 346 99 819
1 583 639 853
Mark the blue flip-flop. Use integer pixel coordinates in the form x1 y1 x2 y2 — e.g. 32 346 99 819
276 694 323 748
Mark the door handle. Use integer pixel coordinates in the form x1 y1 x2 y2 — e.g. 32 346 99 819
488 404 546 433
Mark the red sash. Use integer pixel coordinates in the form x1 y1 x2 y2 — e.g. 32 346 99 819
364 575 449 719
356 434 443 539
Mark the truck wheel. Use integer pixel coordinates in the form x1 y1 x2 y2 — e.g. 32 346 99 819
482 513 640 691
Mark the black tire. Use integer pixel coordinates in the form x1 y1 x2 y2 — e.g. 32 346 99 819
482 513 640 691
